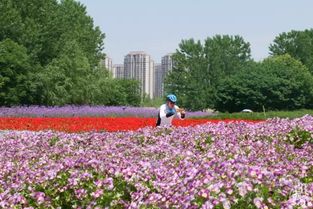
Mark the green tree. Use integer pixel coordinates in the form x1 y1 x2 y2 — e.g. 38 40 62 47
165 39 208 110
204 35 251 84
90 78 141 106
0 0 24 42
93 78 127 105
0 0 112 106
270 29 313 74
1 0 105 68
118 79 141 106
165 35 251 110
39 40 94 105
0 39 31 105
54 0 105 68
215 55 313 112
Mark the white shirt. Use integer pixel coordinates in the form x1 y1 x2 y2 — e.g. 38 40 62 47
157 104 184 126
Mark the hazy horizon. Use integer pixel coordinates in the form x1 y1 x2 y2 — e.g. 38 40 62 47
78 0 313 64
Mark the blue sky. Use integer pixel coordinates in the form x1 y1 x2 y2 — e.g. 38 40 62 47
78 0 313 64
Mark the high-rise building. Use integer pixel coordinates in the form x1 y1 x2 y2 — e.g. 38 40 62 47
101 56 114 75
104 56 113 71
124 51 154 98
162 53 173 75
113 64 124 79
154 64 163 98
161 53 174 96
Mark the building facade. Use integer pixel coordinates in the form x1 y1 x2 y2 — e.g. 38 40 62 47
113 64 124 79
101 56 114 76
104 56 113 71
162 53 173 75
154 64 163 98
124 52 154 98
160 54 174 96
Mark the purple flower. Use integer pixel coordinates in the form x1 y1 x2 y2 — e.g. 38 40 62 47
0 116 312 207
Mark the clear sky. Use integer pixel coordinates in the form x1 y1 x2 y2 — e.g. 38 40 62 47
78 0 313 64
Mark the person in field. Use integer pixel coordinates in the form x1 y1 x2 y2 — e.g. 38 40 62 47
156 94 186 126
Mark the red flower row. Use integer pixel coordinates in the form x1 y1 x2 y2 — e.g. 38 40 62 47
0 117 262 132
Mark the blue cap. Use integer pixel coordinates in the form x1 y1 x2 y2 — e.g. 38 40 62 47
166 94 177 103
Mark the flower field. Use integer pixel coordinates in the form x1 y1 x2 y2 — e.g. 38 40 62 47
0 106 212 118
0 117 260 132
0 105 259 132
0 114 312 208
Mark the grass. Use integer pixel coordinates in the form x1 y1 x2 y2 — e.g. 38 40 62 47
195 109 313 120
141 97 164 108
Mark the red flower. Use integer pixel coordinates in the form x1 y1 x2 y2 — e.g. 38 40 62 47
0 117 262 133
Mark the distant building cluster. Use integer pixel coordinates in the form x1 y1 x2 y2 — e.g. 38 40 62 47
102 52 173 99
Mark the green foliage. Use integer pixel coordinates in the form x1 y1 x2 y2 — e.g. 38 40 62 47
301 166 313 184
21 171 136 208
3 0 313 109
0 39 31 105
195 135 213 152
0 0 104 68
286 127 313 148
141 96 164 107
90 78 141 106
165 35 251 111
205 35 251 83
49 136 60 146
0 0 24 42
0 0 141 106
191 195 207 207
192 185 288 209
165 39 207 110
196 109 313 120
94 78 128 106
118 79 141 106
39 40 93 105
227 193 258 209
270 29 313 74
214 55 313 112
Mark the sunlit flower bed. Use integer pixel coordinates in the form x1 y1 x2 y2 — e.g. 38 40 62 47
0 116 312 208
0 117 260 132
0 106 212 118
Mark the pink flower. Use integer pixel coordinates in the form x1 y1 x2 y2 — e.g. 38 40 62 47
103 177 114 190
237 182 248 197
253 197 263 208
91 189 103 198
31 192 45 204
75 189 87 200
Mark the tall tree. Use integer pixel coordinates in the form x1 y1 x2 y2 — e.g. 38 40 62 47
204 35 251 85
165 39 208 110
165 35 251 110
39 40 92 105
0 0 121 106
0 39 31 105
0 0 24 42
270 29 313 74
54 0 105 68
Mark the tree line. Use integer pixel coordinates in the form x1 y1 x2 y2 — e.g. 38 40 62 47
1 0 313 111
0 0 141 106
165 30 313 112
